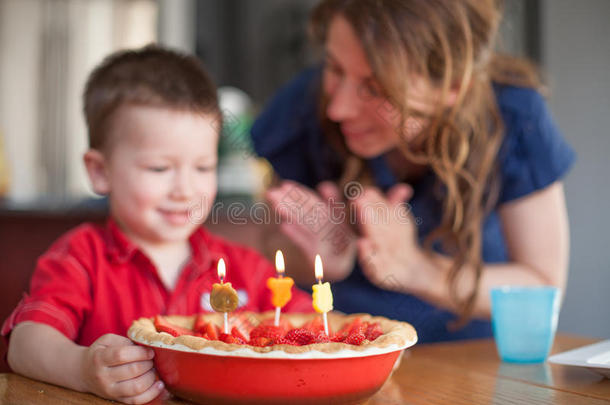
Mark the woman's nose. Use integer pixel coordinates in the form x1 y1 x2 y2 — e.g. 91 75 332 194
326 78 363 122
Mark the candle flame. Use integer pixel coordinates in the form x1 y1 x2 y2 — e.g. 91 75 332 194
275 250 285 275
314 254 323 281
217 258 226 280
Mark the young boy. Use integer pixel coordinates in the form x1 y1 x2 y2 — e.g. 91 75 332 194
2 46 312 404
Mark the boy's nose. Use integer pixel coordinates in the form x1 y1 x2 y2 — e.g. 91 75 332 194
170 169 194 200
326 78 363 122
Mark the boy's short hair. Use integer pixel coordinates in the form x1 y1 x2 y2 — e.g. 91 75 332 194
83 45 221 150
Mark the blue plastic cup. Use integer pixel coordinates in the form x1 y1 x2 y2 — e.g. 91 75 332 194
490 286 561 363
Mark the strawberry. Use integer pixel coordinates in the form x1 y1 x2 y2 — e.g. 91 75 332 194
276 336 302 346
364 322 383 341
345 332 366 346
249 336 272 347
193 314 207 334
249 325 285 342
314 331 330 343
205 322 220 340
274 337 291 345
330 334 346 343
302 317 325 334
349 322 366 336
231 326 248 342
219 333 245 345
192 315 221 340
261 317 294 331
284 328 315 346
231 312 259 336
338 317 363 336
154 315 196 337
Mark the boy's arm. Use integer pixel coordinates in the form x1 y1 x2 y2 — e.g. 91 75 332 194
8 321 165 404
8 321 87 392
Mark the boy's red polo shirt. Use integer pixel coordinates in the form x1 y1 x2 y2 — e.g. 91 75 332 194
2 220 312 346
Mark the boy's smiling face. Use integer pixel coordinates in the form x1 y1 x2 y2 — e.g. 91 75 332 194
86 104 219 246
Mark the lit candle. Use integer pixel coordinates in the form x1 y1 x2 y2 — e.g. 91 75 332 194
312 254 333 335
210 258 238 334
266 250 294 326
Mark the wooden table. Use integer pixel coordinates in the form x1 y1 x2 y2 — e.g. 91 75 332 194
1 335 608 404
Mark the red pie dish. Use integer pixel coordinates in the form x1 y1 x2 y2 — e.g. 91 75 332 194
128 312 417 405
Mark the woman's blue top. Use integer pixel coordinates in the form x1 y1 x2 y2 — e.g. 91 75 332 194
251 68 575 342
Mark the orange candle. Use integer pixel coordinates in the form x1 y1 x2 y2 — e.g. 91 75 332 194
267 250 294 326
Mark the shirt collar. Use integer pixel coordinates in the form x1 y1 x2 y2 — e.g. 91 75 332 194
105 218 139 264
187 226 213 271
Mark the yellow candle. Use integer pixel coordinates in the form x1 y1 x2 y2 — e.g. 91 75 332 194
312 255 332 335
312 282 333 313
267 250 294 308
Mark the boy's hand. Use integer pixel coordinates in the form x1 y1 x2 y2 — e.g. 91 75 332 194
81 333 165 404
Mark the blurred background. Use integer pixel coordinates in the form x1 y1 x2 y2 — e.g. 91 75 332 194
0 0 608 342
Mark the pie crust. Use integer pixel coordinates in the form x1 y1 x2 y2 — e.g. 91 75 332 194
128 311 417 356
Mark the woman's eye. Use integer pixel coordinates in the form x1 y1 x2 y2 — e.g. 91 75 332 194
362 81 382 98
367 85 380 97
324 60 342 76
196 166 215 172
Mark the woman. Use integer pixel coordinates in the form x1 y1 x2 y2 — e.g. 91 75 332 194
252 0 574 342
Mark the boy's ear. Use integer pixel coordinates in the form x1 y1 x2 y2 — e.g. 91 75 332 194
83 149 110 195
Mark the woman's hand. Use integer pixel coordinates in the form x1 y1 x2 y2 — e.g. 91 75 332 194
266 180 357 281
81 334 165 404
353 184 427 292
